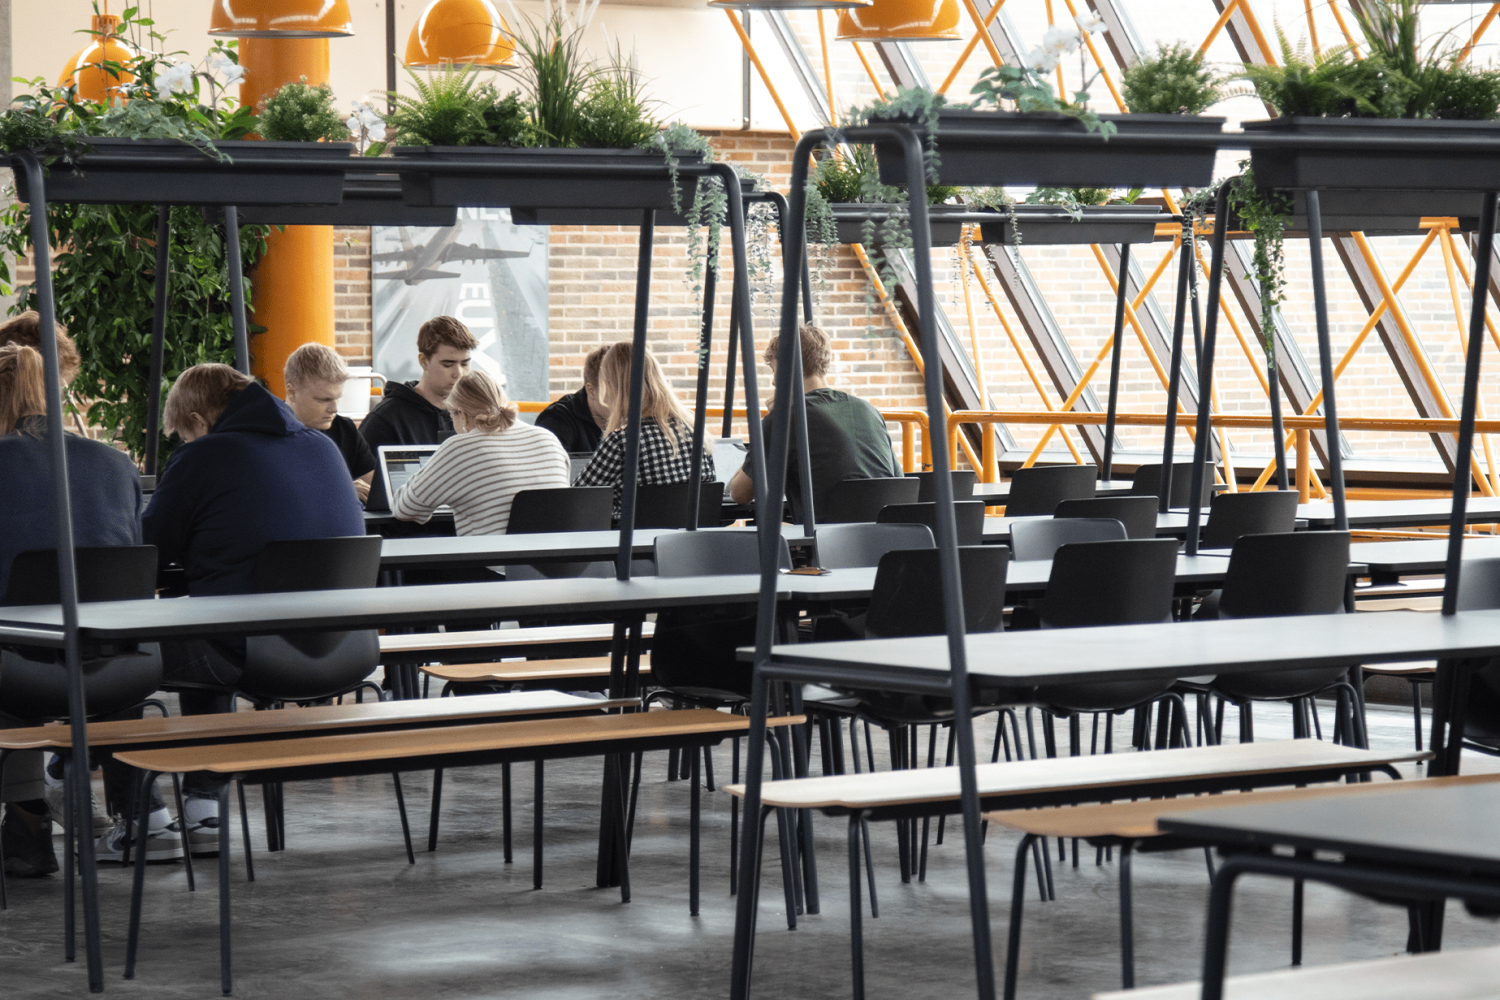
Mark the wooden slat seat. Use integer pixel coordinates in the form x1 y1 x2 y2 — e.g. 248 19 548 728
379 622 655 664
421 656 648 687
1093 943 1500 1000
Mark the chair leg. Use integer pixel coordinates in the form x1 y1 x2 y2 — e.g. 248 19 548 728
171 773 196 892
1004 834 1034 1000
1120 842 1135 989
730 737 740 896
849 717 862 774
236 782 254 883
860 816 878 918
125 769 156 980
829 715 847 775
1412 680 1425 753
702 745 716 792
848 815 866 1000
502 762 513 864
690 748 701 916
626 751 644 850
427 769 444 852
217 780 233 996
391 774 415 865
534 761 544 890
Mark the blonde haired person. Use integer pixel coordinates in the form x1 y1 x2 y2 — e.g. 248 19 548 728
391 369 570 535
283 343 375 503
0 312 81 387
728 323 898 519
573 341 714 519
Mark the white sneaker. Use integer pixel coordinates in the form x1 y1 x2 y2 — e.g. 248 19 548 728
93 818 184 863
43 770 111 836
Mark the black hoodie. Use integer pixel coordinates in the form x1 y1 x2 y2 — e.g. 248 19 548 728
535 386 603 454
142 382 364 597
358 380 455 510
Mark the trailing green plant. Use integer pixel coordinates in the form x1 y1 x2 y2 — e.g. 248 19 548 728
1226 165 1292 363
1121 42 1222 114
854 85 946 187
652 122 729 301
384 64 500 147
256 79 348 142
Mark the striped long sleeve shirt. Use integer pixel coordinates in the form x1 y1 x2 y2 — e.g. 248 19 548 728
391 422 571 535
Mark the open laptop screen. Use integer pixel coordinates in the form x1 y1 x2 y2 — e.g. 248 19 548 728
377 444 449 513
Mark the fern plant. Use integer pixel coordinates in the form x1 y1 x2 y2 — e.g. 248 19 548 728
256 79 347 142
1122 43 1222 114
385 64 499 147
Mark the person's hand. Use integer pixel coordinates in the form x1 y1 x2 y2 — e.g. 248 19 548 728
353 477 371 503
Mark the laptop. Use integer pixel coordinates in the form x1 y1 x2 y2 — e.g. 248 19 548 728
376 444 452 514
568 451 594 481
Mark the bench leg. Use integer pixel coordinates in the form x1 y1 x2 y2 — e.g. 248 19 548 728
125 769 157 980
502 763 513 865
627 752 643 850
703 745 716 792
1119 842 1134 989
172 772 196 892
261 785 279 853
860 817 878 918
427 769 443 852
63 755 74 958
848 814 866 1000
614 756 631 904
236 782 254 883
534 761 544 891
1004 834 1034 1000
730 737 739 896
690 749 700 916
218 781 233 996
390 774 415 865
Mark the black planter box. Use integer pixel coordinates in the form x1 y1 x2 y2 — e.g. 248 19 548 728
817 203 998 245
1281 189 1484 234
510 174 756 228
979 204 1169 246
15 138 352 206
871 109 1223 188
392 146 702 210
240 174 458 227
1246 116 1500 193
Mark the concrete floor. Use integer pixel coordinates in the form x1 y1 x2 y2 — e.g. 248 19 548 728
3 699 1498 1000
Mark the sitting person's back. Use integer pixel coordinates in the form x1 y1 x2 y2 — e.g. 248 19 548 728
143 364 363 597
572 341 714 518
392 369 570 535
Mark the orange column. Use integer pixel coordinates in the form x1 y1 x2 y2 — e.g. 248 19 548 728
238 37 335 398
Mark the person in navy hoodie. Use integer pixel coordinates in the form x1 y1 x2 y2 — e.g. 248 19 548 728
142 363 363 853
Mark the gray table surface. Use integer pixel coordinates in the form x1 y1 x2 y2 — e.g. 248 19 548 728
1350 538 1500 577
971 480 1136 499
1157 781 1500 875
379 525 812 569
1297 497 1500 529
983 511 1194 541
749 608 1500 689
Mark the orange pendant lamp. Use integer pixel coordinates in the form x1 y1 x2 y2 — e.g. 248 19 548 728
406 0 515 68
58 13 139 104
708 0 872 10
208 0 355 38
836 0 961 40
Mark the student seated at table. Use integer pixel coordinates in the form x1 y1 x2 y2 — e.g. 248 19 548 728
143 363 363 852
392 369 570 535
728 323 899 519
535 343 611 453
0 344 181 873
359 315 475 510
283 342 376 504
0 311 81 387
573 341 714 520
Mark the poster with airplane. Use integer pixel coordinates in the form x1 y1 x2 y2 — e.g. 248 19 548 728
371 208 549 406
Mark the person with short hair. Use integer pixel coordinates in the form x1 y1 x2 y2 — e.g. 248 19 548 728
392 369 570 535
573 342 714 519
535 344 611 453
359 315 476 510
0 311 81 387
142 362 364 852
0 344 174 872
728 323 898 519
284 342 376 503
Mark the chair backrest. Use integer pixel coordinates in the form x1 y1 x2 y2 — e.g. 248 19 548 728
1038 538 1180 629
1004 464 1097 516
508 486 613 534
877 501 986 546
1200 490 1301 550
653 531 791 577
865 546 1011 638
249 536 383 593
1458 557 1500 611
3 546 158 606
1008 517 1127 562
906 470 977 503
1054 495 1159 540
1131 462 1215 508
633 481 725 529
815 522 935 569
1218 531 1349 619
821 476 921 523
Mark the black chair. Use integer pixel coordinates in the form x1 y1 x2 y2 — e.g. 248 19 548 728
1008 517 1126 562
906 470 976 503
865 546 1009 639
1453 558 1500 755
815 522 934 569
1003 465 1097 517
877 501 986 546
1199 490 1300 549
1055 496 1159 540
507 486 613 579
1130 462 1217 508
821 477 921 523
633 481 725 529
1207 532 1360 744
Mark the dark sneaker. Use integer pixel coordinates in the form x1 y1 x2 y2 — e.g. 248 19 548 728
2 804 60 878
94 819 184 863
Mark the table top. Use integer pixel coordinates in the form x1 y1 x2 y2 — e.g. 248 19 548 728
1296 496 1500 529
982 511 1195 541
971 480 1136 499
1349 538 1500 577
1157 779 1500 876
378 525 812 569
752 608 1500 690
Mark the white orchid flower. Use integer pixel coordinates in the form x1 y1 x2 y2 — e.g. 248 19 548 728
366 123 387 143
346 114 362 136
1075 11 1107 35
1041 24 1079 55
154 61 195 96
1028 46 1062 72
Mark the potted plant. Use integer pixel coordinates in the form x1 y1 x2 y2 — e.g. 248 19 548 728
1240 0 1500 192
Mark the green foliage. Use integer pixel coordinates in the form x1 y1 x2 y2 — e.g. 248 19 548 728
576 44 660 149
256 79 347 143
1239 33 1392 117
854 85 947 186
1227 166 1293 361
971 65 1115 137
652 122 726 295
481 92 531 146
385 64 499 147
1122 43 1221 114
509 7 596 148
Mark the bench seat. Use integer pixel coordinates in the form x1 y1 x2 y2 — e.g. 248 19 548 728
379 622 655 664
421 656 647 689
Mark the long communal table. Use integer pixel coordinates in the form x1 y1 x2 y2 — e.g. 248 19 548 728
1350 538 1500 583
377 525 813 571
1157 780 1500 1000
1297 496 1500 530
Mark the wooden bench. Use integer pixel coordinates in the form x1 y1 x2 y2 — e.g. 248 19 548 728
379 622 655 664
1093 942 1500 999
725 740 1430 1000
420 656 650 693
114 708 800 995
986 773 1500 999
